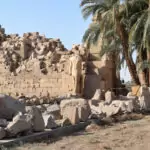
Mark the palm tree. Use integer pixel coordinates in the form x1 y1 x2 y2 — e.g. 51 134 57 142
80 0 144 85
128 0 149 85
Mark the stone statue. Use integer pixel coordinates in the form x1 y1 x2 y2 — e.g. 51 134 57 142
69 52 82 95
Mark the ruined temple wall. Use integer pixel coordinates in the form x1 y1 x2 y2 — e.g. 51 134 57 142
84 60 116 98
0 63 75 97
0 71 74 97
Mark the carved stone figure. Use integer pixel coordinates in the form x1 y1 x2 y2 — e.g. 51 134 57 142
69 52 82 95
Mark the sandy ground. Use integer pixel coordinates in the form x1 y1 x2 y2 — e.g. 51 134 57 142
10 115 150 150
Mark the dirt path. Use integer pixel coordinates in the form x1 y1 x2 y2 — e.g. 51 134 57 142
12 115 150 150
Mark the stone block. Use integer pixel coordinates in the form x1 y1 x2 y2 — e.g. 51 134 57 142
26 106 45 132
60 98 91 122
6 113 31 136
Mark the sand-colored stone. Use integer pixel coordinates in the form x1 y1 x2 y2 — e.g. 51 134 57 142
0 27 117 99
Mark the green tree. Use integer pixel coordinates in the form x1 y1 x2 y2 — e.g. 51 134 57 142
128 0 149 85
80 0 148 85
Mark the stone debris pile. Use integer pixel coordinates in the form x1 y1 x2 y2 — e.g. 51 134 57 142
0 86 149 140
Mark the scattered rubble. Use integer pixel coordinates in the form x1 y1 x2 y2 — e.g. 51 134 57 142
0 86 148 140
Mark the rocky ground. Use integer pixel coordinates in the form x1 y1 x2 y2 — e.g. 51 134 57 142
9 115 150 150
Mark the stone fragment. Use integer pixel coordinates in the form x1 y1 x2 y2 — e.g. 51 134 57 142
6 113 31 136
60 98 90 122
101 105 120 117
78 106 89 122
111 100 134 113
26 106 45 132
92 89 101 101
66 106 80 125
46 116 58 129
105 91 115 105
90 103 103 116
43 114 54 127
46 104 61 119
0 94 25 120
0 127 6 139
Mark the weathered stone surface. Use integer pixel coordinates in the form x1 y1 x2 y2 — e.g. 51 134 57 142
125 100 134 113
43 114 54 127
65 106 80 125
46 116 58 129
60 98 90 122
111 100 134 113
105 91 115 105
92 89 101 101
101 105 120 117
47 104 60 113
6 113 31 136
26 106 45 132
69 53 82 95
0 119 8 127
0 94 25 120
0 127 6 139
0 27 116 102
46 104 61 120
90 103 103 115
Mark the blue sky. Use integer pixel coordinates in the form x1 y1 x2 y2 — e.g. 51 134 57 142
0 0 90 49
0 0 130 81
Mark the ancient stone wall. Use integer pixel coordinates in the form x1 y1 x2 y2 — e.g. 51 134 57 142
0 71 74 97
0 26 117 98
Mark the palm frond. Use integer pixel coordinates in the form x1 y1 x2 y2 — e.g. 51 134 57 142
82 22 101 47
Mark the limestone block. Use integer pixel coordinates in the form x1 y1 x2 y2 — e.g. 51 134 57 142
26 106 45 132
6 113 32 136
60 98 90 122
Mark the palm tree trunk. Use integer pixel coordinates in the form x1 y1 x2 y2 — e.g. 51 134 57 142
148 0 150 86
116 19 140 85
137 51 147 86
147 51 150 86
